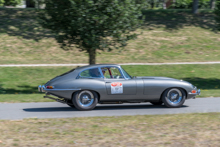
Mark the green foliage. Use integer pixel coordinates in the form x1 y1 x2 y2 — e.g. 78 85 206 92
0 0 5 6
144 0 210 9
38 0 146 64
0 84 4 94
214 0 220 30
4 0 22 6
34 0 45 9
171 0 210 9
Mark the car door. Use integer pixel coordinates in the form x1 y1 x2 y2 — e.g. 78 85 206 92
105 79 137 95
101 66 137 95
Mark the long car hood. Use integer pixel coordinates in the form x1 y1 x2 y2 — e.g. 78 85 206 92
135 76 176 80
135 76 192 85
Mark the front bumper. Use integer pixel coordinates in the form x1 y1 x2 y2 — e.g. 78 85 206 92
187 89 201 99
38 85 45 92
197 89 201 95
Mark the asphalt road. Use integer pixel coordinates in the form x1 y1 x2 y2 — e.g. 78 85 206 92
1 98 220 120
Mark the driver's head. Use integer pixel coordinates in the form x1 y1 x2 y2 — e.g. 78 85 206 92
101 68 107 75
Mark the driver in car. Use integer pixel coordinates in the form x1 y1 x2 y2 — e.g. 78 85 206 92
101 68 107 77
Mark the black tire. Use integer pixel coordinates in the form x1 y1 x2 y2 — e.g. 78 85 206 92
66 100 75 108
72 90 98 111
150 101 163 105
162 88 186 108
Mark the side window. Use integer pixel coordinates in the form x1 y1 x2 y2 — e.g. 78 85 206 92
79 68 102 78
101 68 111 79
101 67 124 79
110 67 123 79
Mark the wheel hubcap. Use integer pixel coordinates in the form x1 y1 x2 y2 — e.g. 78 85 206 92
166 89 182 105
78 91 94 107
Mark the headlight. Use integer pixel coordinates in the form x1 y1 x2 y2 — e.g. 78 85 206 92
190 84 196 89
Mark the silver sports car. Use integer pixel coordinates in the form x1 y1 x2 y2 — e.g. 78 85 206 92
38 64 200 111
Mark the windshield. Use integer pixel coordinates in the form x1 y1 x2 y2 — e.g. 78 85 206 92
121 68 132 79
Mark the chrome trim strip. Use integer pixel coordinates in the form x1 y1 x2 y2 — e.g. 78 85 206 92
45 89 81 91
188 92 197 95
98 67 105 78
118 66 129 80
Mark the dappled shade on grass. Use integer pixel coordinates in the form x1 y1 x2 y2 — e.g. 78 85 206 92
143 9 216 31
0 65 220 98
0 85 39 94
0 8 220 64
0 8 54 41
182 77 220 90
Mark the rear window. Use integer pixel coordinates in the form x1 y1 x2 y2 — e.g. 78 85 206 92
79 68 102 78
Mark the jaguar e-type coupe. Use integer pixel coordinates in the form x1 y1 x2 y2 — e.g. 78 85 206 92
38 64 200 111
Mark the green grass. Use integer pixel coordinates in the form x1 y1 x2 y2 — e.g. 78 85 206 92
0 8 219 64
0 113 220 146
0 65 220 103
0 94 52 103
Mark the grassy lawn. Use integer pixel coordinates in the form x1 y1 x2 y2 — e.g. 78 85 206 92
0 8 219 64
0 94 52 103
0 64 220 102
0 113 220 146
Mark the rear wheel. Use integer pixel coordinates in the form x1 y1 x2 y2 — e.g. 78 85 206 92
150 101 163 105
162 88 186 108
72 90 98 111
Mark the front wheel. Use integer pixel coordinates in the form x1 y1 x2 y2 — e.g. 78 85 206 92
72 90 98 111
162 88 186 108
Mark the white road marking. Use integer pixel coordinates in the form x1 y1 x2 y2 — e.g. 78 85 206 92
1 62 220 67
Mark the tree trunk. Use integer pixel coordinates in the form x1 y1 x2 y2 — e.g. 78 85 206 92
172 0 176 8
151 2 154 9
89 48 96 65
210 0 215 9
192 0 199 14
163 0 167 9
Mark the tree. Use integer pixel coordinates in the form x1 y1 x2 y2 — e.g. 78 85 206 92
214 0 220 30
4 0 22 6
192 0 199 14
162 0 167 9
0 0 5 6
210 0 216 9
38 0 145 64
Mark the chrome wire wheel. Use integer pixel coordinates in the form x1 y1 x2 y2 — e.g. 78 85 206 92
166 88 182 105
162 88 186 108
72 90 98 111
77 91 94 107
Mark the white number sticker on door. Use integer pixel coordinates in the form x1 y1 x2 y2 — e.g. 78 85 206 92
111 82 123 94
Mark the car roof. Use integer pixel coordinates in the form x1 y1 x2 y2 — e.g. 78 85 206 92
75 64 121 71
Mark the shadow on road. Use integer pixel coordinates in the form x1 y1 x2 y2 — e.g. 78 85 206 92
23 107 75 112
23 104 188 112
